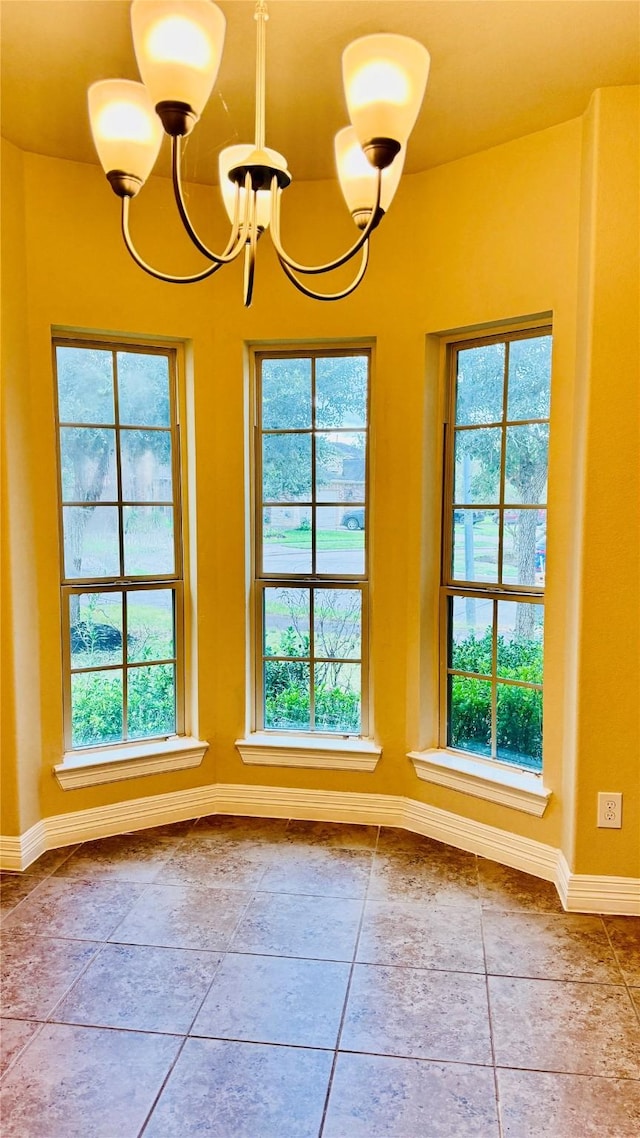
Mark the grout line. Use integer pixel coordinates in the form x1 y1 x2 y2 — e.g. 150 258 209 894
478 874 505 1138
317 824 379 1137
600 915 640 1027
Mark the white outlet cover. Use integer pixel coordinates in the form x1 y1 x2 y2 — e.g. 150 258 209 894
597 791 623 828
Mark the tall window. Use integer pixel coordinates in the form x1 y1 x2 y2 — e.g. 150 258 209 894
54 339 183 751
254 348 370 736
442 328 551 772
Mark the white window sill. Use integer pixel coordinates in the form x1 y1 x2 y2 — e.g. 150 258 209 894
236 734 381 772
408 747 551 816
54 736 209 789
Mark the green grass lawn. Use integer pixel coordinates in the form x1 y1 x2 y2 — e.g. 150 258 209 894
264 527 363 549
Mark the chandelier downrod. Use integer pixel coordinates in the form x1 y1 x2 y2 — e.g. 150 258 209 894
88 0 430 305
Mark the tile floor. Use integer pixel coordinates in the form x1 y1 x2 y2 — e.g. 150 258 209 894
1 817 639 1137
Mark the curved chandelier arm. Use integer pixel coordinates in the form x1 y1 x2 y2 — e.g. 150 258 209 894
121 197 223 284
270 170 382 276
276 240 370 301
171 136 246 265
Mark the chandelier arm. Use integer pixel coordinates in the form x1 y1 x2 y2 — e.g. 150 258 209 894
270 170 382 275
121 196 223 284
171 137 246 265
243 179 259 307
276 240 370 301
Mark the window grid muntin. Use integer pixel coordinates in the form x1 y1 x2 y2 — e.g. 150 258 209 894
255 347 370 735
54 338 184 751
441 326 550 769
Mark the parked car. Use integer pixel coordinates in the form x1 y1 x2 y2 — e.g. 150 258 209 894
341 507 365 531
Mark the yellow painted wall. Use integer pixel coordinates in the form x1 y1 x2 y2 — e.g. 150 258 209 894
1 90 637 876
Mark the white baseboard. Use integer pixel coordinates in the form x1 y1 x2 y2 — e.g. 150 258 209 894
1 784 638 915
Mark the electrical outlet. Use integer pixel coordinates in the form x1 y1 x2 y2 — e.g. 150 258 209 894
597 792 622 828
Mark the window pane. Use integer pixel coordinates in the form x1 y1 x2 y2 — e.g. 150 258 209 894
71 670 123 747
128 589 175 663
262 358 311 429
314 588 361 660
316 431 365 502
452 510 498 582
262 434 311 502
507 335 551 421
455 344 504 425
316 507 365 575
121 429 173 502
264 660 310 730
497 683 542 770
117 353 170 426
449 595 492 675
454 428 501 504
127 664 175 739
315 356 367 428
504 423 549 504
59 428 117 503
502 509 546 587
63 505 120 578
314 662 361 733
448 675 492 756
123 506 174 576
262 507 312 574
70 592 123 668
56 347 114 425
264 587 310 657
497 602 543 681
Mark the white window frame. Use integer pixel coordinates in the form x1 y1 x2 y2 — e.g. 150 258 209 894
237 344 381 771
52 334 206 787
410 323 552 814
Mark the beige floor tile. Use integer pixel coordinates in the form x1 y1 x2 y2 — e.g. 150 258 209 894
192 815 290 842
144 1037 332 1138
54 942 222 1033
55 832 178 883
604 916 640 984
498 1067 640 1137
284 820 378 849
1 933 99 1019
370 840 480 906
483 911 623 982
0 1019 41 1076
324 1052 500 1137
109 882 251 951
358 898 485 973
0 1022 180 1138
21 847 79 876
230 892 362 961
478 859 564 912
1 878 143 941
0 873 45 915
157 836 271 889
341 963 492 1064
259 845 372 899
192 952 350 1048
489 975 640 1077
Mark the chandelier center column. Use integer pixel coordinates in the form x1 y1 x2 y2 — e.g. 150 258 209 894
254 0 269 151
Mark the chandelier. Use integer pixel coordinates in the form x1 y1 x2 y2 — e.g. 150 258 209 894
88 0 430 304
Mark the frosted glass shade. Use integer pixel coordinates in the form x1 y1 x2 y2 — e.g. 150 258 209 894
342 34 430 150
131 0 225 116
219 145 285 230
88 80 163 181
335 126 405 216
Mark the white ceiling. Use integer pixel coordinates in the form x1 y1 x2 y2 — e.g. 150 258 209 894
1 0 638 184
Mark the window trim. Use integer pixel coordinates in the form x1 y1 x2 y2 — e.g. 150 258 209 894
53 334 189 757
251 344 373 741
439 323 552 772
